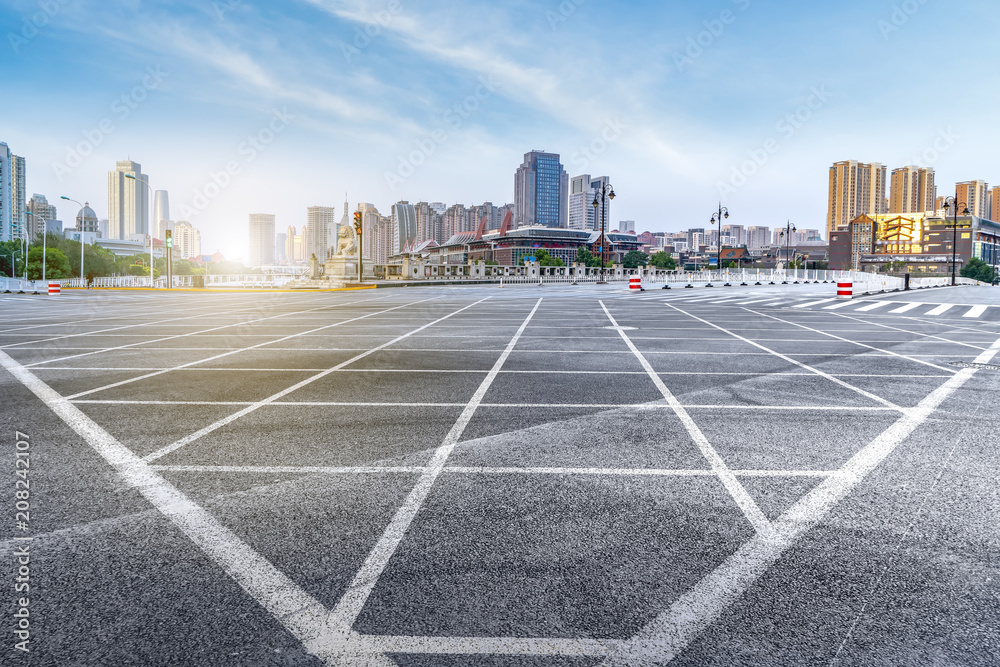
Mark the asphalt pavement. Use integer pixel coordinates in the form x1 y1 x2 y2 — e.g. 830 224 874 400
2 282 999 666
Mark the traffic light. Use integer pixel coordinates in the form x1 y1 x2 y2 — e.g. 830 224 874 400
353 211 362 228
165 229 173 248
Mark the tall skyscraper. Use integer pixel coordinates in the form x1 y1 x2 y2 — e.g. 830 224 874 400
721 224 744 246
619 220 636 234
889 166 936 214
391 201 417 254
514 151 568 228
108 160 149 239
956 180 989 218
248 214 275 267
827 160 887 233
989 186 1000 223
172 221 201 259
306 206 336 260
153 190 170 240
0 143 27 242
27 194 57 239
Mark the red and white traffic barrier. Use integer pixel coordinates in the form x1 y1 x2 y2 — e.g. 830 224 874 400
837 282 853 299
48 282 60 295
629 276 642 291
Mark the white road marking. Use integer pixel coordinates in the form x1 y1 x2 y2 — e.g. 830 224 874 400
963 305 988 318
600 301 772 536
142 298 494 463
855 302 891 312
925 304 955 316
889 303 922 313
667 306 904 411
320 299 543 663
823 300 866 310
827 313 990 354
793 298 839 308
599 333 1000 667
0 348 348 667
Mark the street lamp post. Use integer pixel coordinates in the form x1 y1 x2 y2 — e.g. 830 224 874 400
778 220 796 283
942 197 970 286
125 174 157 288
592 182 616 284
709 204 729 283
25 211 48 283
60 197 87 284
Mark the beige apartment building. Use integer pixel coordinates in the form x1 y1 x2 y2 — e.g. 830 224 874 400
955 180 990 219
889 166 936 214
827 160 887 234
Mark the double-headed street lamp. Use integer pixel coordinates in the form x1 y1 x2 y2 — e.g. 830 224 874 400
778 220 796 283
942 197 970 286
709 204 729 278
592 183 616 284
60 196 87 283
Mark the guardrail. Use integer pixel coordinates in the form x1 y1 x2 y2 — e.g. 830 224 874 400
0 277 49 294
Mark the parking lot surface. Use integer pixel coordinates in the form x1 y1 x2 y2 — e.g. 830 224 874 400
2 283 999 666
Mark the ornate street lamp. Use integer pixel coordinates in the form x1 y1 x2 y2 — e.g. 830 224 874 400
778 221 796 283
592 182 616 284
709 204 729 282
942 197 970 286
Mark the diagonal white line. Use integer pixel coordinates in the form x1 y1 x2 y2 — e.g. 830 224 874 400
0 348 343 666
63 296 425 400
23 295 390 368
750 309 963 373
889 302 922 314
925 304 955 316
793 298 839 308
601 333 1000 667
599 301 772 535
827 312 988 353
666 305 904 411
142 297 493 463
321 298 544 660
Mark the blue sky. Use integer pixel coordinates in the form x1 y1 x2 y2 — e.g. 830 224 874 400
2 0 999 259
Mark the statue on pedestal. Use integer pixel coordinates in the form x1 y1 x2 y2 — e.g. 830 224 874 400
333 224 358 258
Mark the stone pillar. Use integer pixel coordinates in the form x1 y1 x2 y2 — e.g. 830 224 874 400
309 254 319 279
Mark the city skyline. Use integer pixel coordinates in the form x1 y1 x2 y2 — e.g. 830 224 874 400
3 1 1000 258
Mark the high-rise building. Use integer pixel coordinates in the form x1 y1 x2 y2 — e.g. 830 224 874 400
514 151 568 228
172 221 201 259
27 194 57 239
108 160 149 239
391 201 417 254
721 224 744 246
414 201 444 244
889 166 936 215
568 175 610 231
306 206 336 260
989 186 1000 223
248 214 275 267
0 143 26 242
746 226 770 250
359 203 392 264
956 180 989 219
827 160 887 234
153 190 170 240
619 220 636 234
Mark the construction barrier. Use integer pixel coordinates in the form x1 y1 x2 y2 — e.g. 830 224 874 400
837 282 853 299
48 282 61 295
629 276 642 291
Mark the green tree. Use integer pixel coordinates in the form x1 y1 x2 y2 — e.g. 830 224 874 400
649 251 678 270
532 249 565 267
0 240 23 277
960 257 996 283
576 246 611 268
26 247 71 279
621 250 649 269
